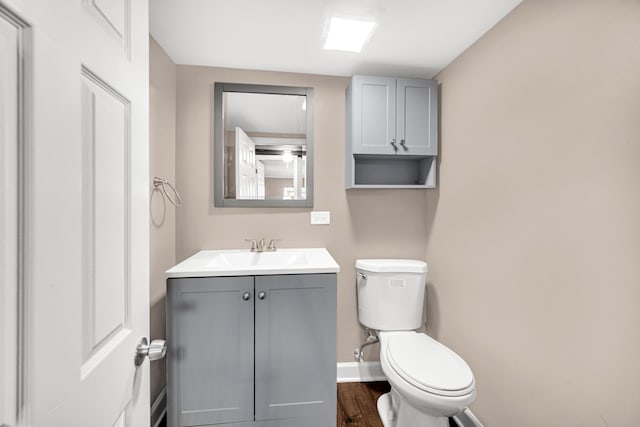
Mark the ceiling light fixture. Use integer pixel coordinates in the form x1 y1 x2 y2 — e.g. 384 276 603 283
323 16 376 53
282 151 293 163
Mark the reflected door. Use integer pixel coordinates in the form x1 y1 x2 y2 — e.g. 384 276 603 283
256 160 265 200
235 127 257 199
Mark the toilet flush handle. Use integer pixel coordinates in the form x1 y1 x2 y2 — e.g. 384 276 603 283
358 272 367 280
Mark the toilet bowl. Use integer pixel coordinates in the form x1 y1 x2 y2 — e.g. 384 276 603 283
378 331 476 427
355 259 480 427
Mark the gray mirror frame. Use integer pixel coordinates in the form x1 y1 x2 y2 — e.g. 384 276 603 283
213 82 314 208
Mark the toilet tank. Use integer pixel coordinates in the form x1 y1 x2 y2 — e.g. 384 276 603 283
356 259 428 331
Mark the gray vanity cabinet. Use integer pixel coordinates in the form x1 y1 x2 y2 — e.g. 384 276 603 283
167 273 337 427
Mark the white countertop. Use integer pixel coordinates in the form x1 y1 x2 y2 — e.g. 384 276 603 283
166 248 340 278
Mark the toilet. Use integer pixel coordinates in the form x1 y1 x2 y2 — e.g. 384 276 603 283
356 259 478 427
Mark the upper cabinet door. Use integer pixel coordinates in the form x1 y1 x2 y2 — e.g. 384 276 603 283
351 75 397 155
396 78 438 156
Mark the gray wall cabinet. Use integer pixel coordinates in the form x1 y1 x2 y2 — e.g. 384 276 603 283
167 274 337 427
346 75 438 188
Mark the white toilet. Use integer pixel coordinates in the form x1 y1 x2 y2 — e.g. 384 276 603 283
356 259 478 427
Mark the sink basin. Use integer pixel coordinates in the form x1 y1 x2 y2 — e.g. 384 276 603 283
166 248 340 278
206 250 308 268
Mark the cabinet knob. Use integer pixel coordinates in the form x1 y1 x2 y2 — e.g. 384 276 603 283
242 292 251 301
258 291 266 300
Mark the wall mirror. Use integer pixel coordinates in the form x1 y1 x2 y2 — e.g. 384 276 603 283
214 83 314 207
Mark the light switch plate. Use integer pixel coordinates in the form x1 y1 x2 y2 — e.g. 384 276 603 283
310 211 330 225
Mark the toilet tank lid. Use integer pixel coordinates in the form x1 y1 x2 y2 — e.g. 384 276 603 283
355 259 428 273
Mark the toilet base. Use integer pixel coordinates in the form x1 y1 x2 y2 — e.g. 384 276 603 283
376 392 394 427
377 391 450 427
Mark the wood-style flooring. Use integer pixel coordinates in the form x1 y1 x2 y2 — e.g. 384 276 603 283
337 382 457 427
337 381 391 427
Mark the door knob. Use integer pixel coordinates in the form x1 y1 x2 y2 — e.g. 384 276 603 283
135 337 167 366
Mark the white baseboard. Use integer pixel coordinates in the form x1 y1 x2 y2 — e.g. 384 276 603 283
337 361 385 383
151 386 167 427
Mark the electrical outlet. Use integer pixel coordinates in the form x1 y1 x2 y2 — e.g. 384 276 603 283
310 211 330 225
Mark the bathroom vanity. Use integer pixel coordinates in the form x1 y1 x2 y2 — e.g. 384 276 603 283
165 249 339 427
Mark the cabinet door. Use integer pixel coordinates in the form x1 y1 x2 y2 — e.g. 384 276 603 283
396 78 438 156
351 76 397 155
167 277 255 427
254 274 337 422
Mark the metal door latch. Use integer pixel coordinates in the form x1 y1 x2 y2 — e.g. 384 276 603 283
135 337 167 366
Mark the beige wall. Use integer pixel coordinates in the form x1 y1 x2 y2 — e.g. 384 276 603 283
175 65 429 362
430 1 640 425
149 37 176 406
265 177 293 199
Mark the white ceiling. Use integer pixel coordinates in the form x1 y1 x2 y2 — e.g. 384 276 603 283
226 92 306 134
150 0 523 78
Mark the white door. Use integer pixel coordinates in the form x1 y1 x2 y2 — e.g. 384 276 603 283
256 160 265 200
0 0 150 426
0 6 21 426
235 127 257 199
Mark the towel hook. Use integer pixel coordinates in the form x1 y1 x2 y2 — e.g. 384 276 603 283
153 177 182 207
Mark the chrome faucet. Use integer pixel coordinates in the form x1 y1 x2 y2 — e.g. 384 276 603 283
245 238 280 252
267 239 280 251
244 239 258 251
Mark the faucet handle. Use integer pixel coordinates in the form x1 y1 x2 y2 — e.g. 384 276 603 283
267 239 281 251
258 238 266 249
244 239 257 251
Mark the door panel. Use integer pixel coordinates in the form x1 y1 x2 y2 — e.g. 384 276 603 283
254 274 336 422
90 0 126 39
81 69 131 366
397 78 438 156
352 75 396 155
167 277 255 427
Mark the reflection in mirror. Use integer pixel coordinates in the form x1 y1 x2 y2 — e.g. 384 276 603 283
214 83 314 208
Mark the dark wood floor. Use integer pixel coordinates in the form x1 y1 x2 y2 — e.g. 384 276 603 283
337 381 391 427
160 381 457 426
337 382 457 427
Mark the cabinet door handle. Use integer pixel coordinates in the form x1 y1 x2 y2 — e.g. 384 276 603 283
258 291 266 300
242 292 251 301
399 139 408 150
390 139 397 152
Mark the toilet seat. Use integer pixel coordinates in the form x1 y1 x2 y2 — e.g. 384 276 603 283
384 333 474 397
